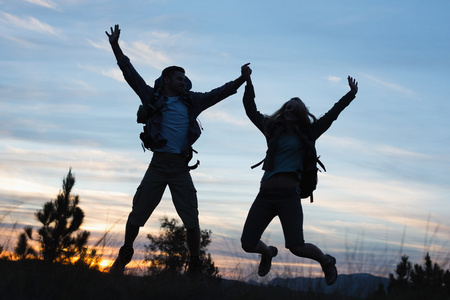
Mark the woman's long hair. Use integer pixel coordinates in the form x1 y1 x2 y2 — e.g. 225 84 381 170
269 97 317 129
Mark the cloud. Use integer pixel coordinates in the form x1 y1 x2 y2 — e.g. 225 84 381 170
0 11 61 36
361 73 415 97
65 78 98 93
101 68 125 82
201 110 249 126
327 76 342 82
0 33 37 48
88 38 172 72
87 39 110 52
25 0 58 10
124 40 172 70
0 176 55 195
377 145 432 159
321 135 431 160
77 62 125 83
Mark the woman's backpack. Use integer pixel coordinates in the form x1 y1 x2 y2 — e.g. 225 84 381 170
251 132 326 203
297 136 326 203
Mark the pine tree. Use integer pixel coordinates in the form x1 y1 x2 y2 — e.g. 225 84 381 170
144 216 219 278
411 253 447 290
14 226 36 259
388 253 450 298
388 255 412 292
34 168 90 263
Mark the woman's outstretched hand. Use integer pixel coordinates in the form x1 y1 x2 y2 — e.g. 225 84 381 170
348 76 358 95
241 63 252 84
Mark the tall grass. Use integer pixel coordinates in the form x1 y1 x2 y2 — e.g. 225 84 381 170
0 203 20 256
0 259 360 300
2 205 450 299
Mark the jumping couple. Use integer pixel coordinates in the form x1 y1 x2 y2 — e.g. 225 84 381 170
106 24 358 286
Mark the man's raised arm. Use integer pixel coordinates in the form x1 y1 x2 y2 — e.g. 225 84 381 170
231 63 251 90
105 24 125 61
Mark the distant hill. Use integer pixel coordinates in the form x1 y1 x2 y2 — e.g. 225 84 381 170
0 259 368 300
266 273 388 298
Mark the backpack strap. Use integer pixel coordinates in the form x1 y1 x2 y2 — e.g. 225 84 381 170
186 147 200 170
251 158 265 169
317 155 326 172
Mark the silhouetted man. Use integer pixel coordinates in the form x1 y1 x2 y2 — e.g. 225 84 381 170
106 24 250 276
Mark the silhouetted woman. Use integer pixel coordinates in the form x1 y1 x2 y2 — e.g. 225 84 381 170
240 68 358 286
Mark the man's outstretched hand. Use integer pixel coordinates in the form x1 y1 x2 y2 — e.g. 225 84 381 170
241 63 252 82
106 24 120 45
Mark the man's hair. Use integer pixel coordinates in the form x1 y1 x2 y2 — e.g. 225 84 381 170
161 66 185 80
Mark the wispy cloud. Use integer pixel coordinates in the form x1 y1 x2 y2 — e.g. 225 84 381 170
87 39 110 52
80 63 125 83
88 38 172 71
326 76 342 82
202 110 249 126
85 40 127 81
25 0 58 10
101 68 126 82
0 11 61 36
321 135 431 160
124 40 172 70
361 73 415 97
0 33 37 48
377 145 432 159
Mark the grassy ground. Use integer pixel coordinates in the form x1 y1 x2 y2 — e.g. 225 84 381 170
0 259 361 300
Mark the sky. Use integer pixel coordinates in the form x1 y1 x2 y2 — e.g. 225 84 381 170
1 0 449 281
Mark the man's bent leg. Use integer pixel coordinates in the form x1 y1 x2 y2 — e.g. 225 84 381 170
186 226 200 257
110 220 139 276
110 158 167 276
124 220 140 248
167 159 212 277
186 226 202 276
167 162 203 275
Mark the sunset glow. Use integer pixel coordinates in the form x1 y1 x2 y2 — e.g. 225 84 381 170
1 0 449 282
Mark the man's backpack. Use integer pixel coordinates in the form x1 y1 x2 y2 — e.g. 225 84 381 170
136 75 192 151
136 75 200 169
136 102 166 151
